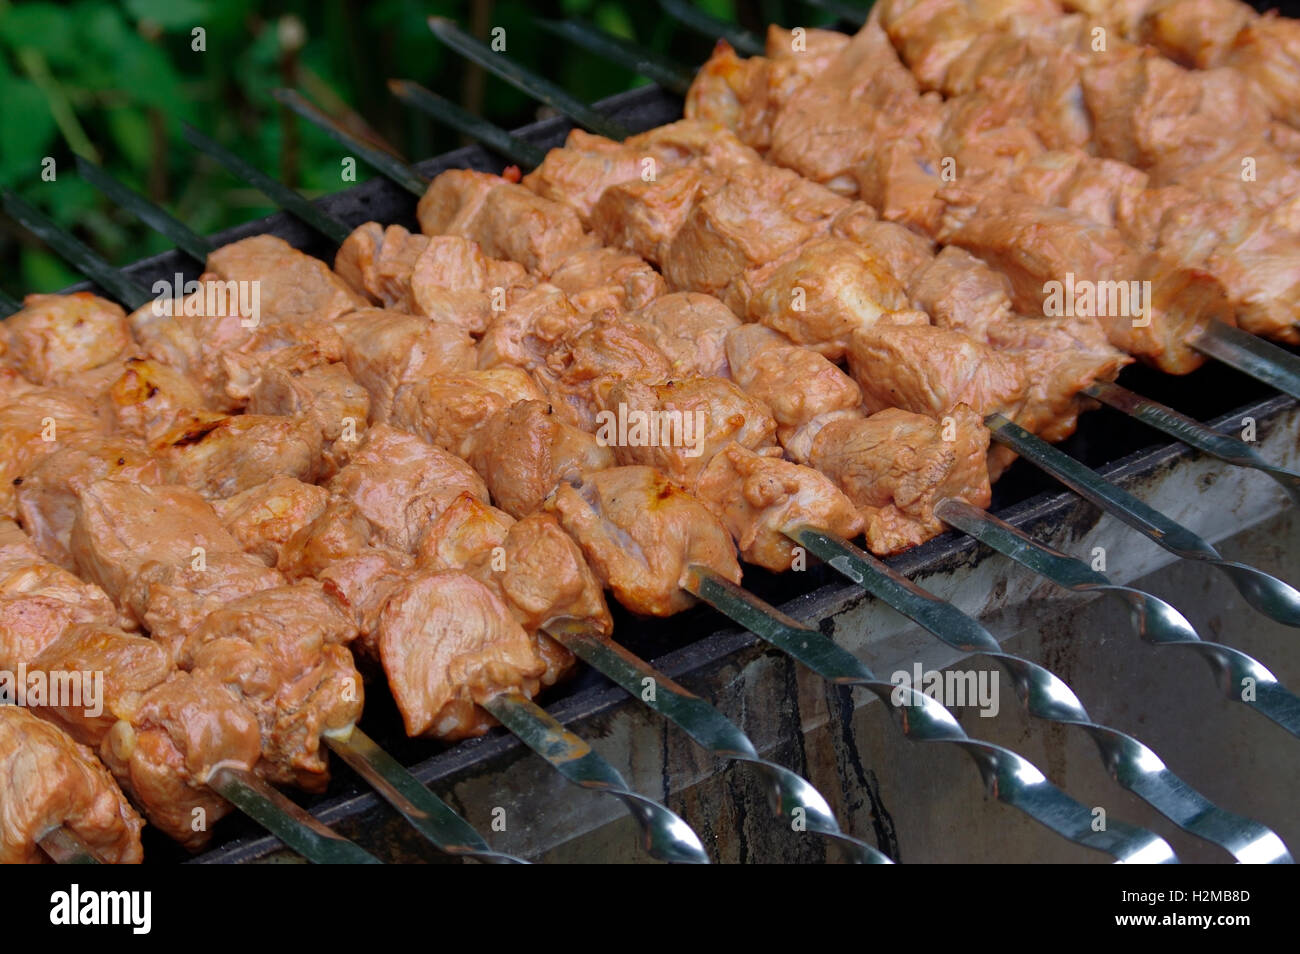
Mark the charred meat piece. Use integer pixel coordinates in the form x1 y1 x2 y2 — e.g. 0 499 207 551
0 706 143 864
104 357 209 443
547 465 741 617
151 412 323 500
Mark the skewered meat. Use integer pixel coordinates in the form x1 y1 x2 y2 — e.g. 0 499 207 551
547 246 667 314
810 405 991 555
377 570 546 739
150 411 324 499
246 359 370 478
696 442 865 571
415 492 514 572
623 292 740 379
468 399 615 519
213 477 332 567
104 357 209 442
547 466 741 616
328 424 488 553
476 283 589 373
0 517 119 671
2 293 134 387
329 308 475 422
0 705 143 864
14 435 162 571
390 366 544 459
205 233 367 328
0 385 105 518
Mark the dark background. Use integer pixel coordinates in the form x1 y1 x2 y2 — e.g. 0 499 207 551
0 0 846 295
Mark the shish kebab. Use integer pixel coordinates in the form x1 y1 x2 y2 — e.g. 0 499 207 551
449 15 1300 625
188 107 1209 863
0 214 703 864
66 155 919 864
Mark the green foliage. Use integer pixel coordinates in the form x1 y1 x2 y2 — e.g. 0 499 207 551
0 0 803 296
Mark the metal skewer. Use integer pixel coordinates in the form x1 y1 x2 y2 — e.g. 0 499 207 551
1085 381 1300 505
531 18 694 96
212 103 894 864
387 80 547 169
683 566 1179 863
792 526 1293 863
37 827 103 864
987 414 1300 629
935 498 1300 740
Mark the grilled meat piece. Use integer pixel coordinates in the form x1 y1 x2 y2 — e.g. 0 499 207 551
390 367 544 460
415 492 514 572
0 706 143 864
477 283 589 373
810 404 991 555
378 570 547 740
547 247 667 314
3 293 134 387
696 442 864 571
246 359 370 478
328 424 488 553
0 517 120 671
14 435 163 571
624 292 741 380
104 357 209 442
151 412 323 499
547 465 742 616
205 233 367 328
468 399 615 519
0 385 105 518
213 477 332 567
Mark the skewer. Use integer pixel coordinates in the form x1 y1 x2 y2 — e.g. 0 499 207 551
792 527 1293 863
387 81 547 169
0 284 22 316
426 17 632 142
683 566 1179 863
936 498 1300 740
1084 381 1300 505
655 0 765 55
796 0 875 23
2 197 399 865
76 157 213 263
177 128 888 865
987 414 1300 629
531 18 694 96
277 101 1189 865
37 827 103 865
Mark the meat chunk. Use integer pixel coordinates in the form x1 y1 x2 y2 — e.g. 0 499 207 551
476 284 589 373
3 293 134 386
469 400 615 519
0 706 143 864
328 424 488 553
28 623 172 747
100 670 263 851
591 165 716 264
390 367 544 460
599 378 778 490
15 435 163 570
205 233 367 328
0 518 120 671
246 359 370 477
1223 15 1300 128
523 129 646 222
547 247 667 314
417 169 590 276
1142 0 1255 68
725 324 864 455
415 492 514 572
810 405 992 555
412 236 534 336
178 583 361 790
330 308 475 422
735 237 911 359
378 570 547 740
696 443 865 571
547 466 741 616
908 245 1017 338
213 477 331 567
845 322 1029 421
103 357 208 442
0 386 105 518
625 293 741 380
150 412 323 499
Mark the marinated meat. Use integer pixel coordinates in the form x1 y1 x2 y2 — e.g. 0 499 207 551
151 412 323 499
3 293 134 387
625 292 741 380
213 477 331 567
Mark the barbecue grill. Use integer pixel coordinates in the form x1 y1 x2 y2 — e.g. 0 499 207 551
2 0 1298 864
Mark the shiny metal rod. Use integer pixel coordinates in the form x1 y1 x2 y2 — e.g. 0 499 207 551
684 565 1179 863
482 691 710 863
37 827 103 864
208 766 382 864
1085 381 1300 505
1195 321 1300 403
988 413 1300 629
793 526 1293 863
936 498 1300 740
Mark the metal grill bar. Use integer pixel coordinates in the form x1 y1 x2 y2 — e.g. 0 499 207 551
532 18 694 95
657 0 765 55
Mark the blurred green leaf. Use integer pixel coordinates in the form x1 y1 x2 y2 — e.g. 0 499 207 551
123 0 210 30
0 3 76 61
0 77 58 182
